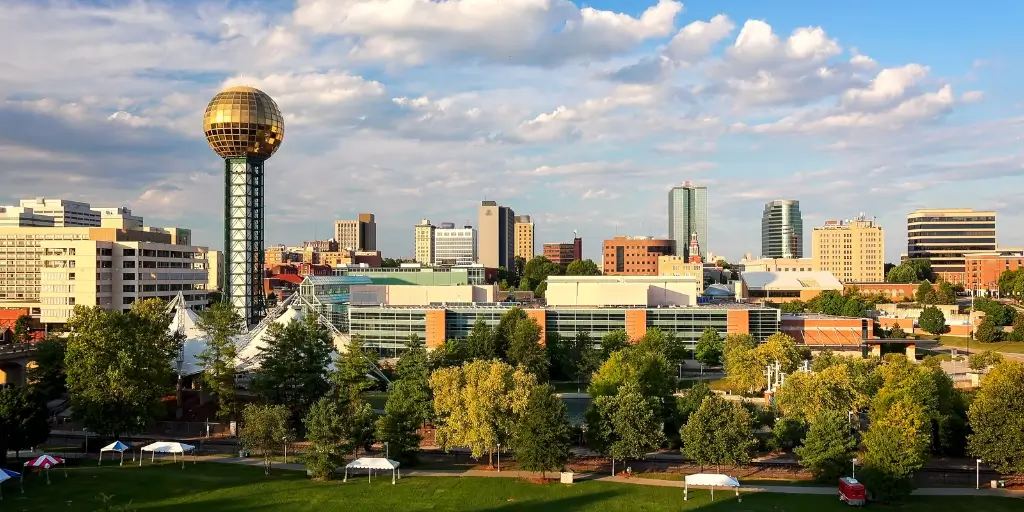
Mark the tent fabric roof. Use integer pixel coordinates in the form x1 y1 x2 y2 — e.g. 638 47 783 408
101 441 132 452
684 474 740 487
141 442 195 453
741 271 843 291
0 468 20 482
345 457 401 470
703 284 734 296
24 455 64 468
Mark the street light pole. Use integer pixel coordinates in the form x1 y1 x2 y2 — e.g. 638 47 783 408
977 459 982 489
283 437 288 464
385 442 389 459
497 444 501 472
852 458 857 479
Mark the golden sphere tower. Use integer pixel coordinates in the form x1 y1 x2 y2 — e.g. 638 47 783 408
203 86 285 326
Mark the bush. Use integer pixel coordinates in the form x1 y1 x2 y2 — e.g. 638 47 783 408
918 306 946 335
973 317 1002 343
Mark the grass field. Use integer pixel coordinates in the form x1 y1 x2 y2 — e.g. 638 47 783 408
2 462 1019 512
927 335 1024 354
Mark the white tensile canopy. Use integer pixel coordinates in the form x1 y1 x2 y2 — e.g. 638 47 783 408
140 442 197 468
99 441 134 466
683 473 741 502
343 458 402 484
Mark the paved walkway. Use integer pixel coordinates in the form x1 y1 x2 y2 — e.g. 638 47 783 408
200 455 1024 498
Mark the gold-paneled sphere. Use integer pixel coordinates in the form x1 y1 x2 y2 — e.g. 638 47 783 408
203 86 284 160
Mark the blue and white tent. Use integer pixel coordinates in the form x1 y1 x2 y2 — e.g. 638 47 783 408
99 441 134 466
0 468 21 498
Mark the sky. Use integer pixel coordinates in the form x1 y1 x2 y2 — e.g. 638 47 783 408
1 0 1022 263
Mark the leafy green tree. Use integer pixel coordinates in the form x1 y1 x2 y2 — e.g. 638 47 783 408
935 281 957 305
465 318 498 361
521 256 562 294
694 328 724 366
600 329 629 360
779 300 806 314
510 384 572 477
794 410 858 482
636 328 687 366
968 361 1024 474
1008 313 1024 341
758 333 803 374
973 316 1002 342
860 399 932 502
886 263 918 283
12 314 33 343
998 268 1024 299
65 300 180 437
26 336 66 400
918 306 946 335
239 403 292 474
840 297 865 317
393 335 433 424
196 301 244 419
429 338 469 369
722 333 761 392
565 259 602 276
266 292 278 308
303 397 347 480
331 335 377 409
889 322 907 340
494 307 528 360
675 381 711 424
587 379 664 467
915 281 937 304
375 380 425 465
506 315 548 380
588 346 673 399
771 417 808 451
345 401 378 457
430 360 535 466
776 365 857 423
972 297 1012 326
968 350 1004 371
681 394 756 471
552 331 599 384
0 387 50 464
251 314 333 433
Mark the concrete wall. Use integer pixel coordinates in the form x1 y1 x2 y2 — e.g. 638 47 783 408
546 279 699 307
349 284 496 306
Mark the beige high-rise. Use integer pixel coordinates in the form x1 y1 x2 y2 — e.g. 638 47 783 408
334 213 376 251
414 218 436 264
812 215 885 283
514 215 534 261
478 201 515 269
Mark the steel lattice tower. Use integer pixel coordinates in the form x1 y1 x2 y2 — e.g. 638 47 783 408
204 87 284 326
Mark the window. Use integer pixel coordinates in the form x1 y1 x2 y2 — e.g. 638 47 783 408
123 273 135 281
68 272 75 280
123 297 135 305
122 248 136 256
123 261 136 268
123 285 136 292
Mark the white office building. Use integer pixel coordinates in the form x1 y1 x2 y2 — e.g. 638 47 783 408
0 206 55 227
434 225 477 266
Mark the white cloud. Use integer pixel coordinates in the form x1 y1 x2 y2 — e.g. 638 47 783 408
664 14 736 63
962 90 984 103
842 64 929 109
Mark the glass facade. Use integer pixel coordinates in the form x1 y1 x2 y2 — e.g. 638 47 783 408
348 307 427 358
907 210 996 273
762 200 804 259
668 185 708 259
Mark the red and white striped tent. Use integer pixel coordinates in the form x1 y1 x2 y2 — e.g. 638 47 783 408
22 455 67 485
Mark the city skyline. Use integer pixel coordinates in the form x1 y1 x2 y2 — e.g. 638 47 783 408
1 1 1022 263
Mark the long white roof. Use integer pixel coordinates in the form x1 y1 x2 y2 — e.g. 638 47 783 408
741 271 843 291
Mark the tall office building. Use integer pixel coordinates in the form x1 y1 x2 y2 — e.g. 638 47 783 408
514 215 535 261
668 181 707 260
414 218 436 265
543 237 583 265
434 224 477 266
812 215 885 283
0 206 55 227
334 213 377 251
602 236 674 276
907 208 996 276
18 198 101 227
762 200 804 259
478 201 515 269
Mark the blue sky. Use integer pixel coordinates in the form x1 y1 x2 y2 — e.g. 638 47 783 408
0 0 1021 262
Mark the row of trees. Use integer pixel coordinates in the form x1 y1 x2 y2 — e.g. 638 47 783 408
886 259 935 284
499 256 602 297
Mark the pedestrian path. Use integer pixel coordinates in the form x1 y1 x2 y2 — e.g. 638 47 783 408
199 455 1024 498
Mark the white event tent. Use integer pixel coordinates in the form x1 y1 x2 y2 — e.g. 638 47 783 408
683 473 741 502
140 442 196 468
343 458 401 484
99 441 134 466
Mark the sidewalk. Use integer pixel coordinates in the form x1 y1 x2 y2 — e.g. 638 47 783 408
200 455 1024 498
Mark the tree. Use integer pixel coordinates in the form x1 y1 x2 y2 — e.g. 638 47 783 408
303 397 347 480
565 259 601 276
771 417 808 451
588 346 673 400
973 316 1002 342
26 336 67 400
393 335 433 424
196 301 244 420
675 381 711 424
600 329 629 360
430 360 535 466
968 350 1004 371
375 380 425 465
889 322 907 340
935 281 957 305
465 318 498 361
999 268 1024 299
0 387 50 464
429 338 469 369
521 256 562 294
494 307 528 360
694 328 724 366
64 301 180 437
331 335 377 409
587 379 664 468
552 331 599 384
886 263 918 283
860 399 932 502
722 333 761 392
381 258 401 268
506 315 548 380
794 411 858 482
918 306 946 335
779 300 806 314
251 314 333 433
915 281 936 304
968 361 1024 474
758 333 803 374
973 297 1012 326
840 297 865 318
239 403 291 474
776 365 857 423
266 292 278 308
345 401 377 457
510 385 572 477
1009 313 1024 341
12 314 33 343
681 394 756 471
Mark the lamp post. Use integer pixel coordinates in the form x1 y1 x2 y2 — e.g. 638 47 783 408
385 442 389 459
496 444 501 472
976 459 982 489
852 458 858 479
283 437 288 464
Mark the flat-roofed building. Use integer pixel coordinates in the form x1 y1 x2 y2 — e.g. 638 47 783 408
514 215 535 261
737 257 819 273
94 207 143 229
434 225 477 266
543 238 582 265
350 284 497 306
964 248 1024 294
414 218 436 265
907 208 996 279
657 256 705 291
812 215 885 283
0 206 54 227
740 271 843 303
18 198 100 227
762 200 803 259
602 236 674 276
334 213 376 251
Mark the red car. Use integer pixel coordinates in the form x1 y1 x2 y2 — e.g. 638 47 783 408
839 477 866 506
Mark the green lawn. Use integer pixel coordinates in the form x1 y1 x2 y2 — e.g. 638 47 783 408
3 462 1019 511
927 335 1024 354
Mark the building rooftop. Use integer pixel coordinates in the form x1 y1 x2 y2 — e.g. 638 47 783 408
350 302 776 311
548 275 698 284
742 271 843 290
302 275 375 286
